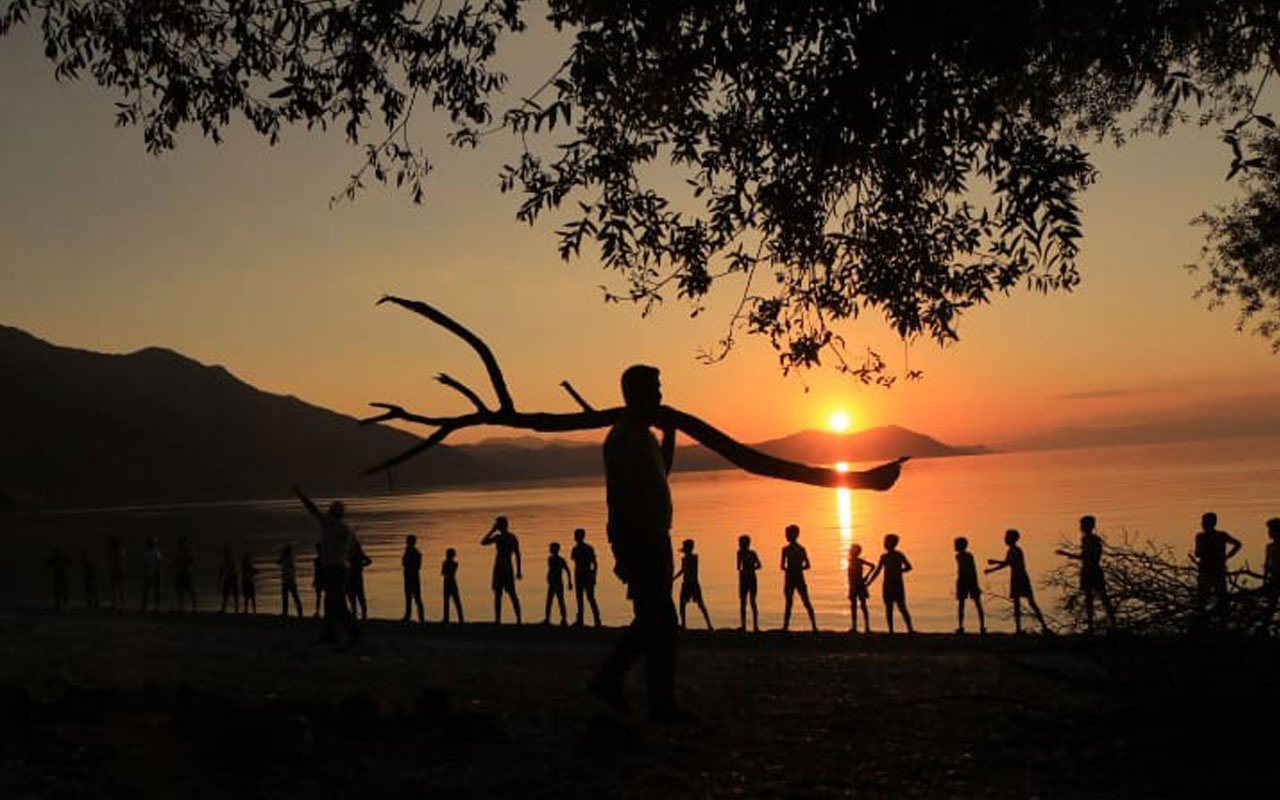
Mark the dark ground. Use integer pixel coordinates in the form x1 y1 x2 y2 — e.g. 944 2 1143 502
0 610 1275 799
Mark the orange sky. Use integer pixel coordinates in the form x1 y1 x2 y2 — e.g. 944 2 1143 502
2 22 1278 447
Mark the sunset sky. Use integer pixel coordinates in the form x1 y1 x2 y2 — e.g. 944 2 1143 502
2 21 1278 448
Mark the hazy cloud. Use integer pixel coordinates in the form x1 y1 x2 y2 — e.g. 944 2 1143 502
1057 388 1135 400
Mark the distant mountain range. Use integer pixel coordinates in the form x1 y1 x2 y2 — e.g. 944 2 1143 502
0 325 987 508
1003 410 1280 452
0 325 494 507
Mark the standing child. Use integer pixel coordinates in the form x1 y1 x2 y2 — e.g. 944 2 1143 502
240 551 257 614
570 529 601 627
81 549 100 611
1055 515 1116 632
847 543 875 633
737 535 762 632
675 538 713 630
347 538 372 620
442 547 464 623
868 533 914 634
141 537 163 612
781 525 818 632
107 537 126 610
402 535 425 623
174 537 197 612
1253 518 1280 634
544 542 572 625
47 546 72 611
278 543 303 617
311 542 324 617
1192 512 1241 620
218 546 239 613
954 537 985 634
986 529 1050 634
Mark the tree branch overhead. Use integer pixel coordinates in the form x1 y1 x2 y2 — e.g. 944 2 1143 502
362 297 906 491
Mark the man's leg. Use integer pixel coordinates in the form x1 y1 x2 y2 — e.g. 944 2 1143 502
635 583 678 714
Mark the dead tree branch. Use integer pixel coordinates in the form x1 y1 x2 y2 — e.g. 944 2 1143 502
363 296 907 491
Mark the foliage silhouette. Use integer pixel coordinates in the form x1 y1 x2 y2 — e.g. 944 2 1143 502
1044 532 1275 636
5 1 1278 373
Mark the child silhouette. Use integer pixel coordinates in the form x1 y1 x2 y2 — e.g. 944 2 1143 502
675 538 713 630
868 533 914 634
737 535 762 632
847 543 875 633
987 528 1049 634
781 525 818 632
954 536 985 634
544 542 572 625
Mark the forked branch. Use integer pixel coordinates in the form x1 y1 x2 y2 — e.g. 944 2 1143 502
363 296 907 491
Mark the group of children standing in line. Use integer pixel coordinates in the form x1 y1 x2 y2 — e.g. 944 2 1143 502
44 512 1280 634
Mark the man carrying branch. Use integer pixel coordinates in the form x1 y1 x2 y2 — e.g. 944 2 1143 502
589 365 685 721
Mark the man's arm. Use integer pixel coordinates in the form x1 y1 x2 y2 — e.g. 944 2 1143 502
1055 548 1081 560
514 539 522 579
291 485 322 519
902 555 913 573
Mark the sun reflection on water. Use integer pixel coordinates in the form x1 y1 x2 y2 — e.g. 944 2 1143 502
835 462 853 569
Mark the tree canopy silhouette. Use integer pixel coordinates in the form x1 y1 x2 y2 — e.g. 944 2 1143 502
5 0 1278 374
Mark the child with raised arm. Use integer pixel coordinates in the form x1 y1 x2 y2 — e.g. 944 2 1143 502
544 542 572 625
847 543 875 633
987 528 1049 634
675 538 713 630
737 534 762 632
442 547 464 624
1055 515 1116 632
570 528 601 627
292 484 360 647
481 516 522 624
868 533 914 634
954 537 985 635
781 525 818 632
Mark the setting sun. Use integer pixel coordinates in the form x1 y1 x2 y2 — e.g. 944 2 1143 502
829 411 852 432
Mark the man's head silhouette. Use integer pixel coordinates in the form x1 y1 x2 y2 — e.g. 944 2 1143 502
621 364 662 423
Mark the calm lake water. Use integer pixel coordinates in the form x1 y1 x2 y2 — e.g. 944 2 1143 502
4 436 1279 632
